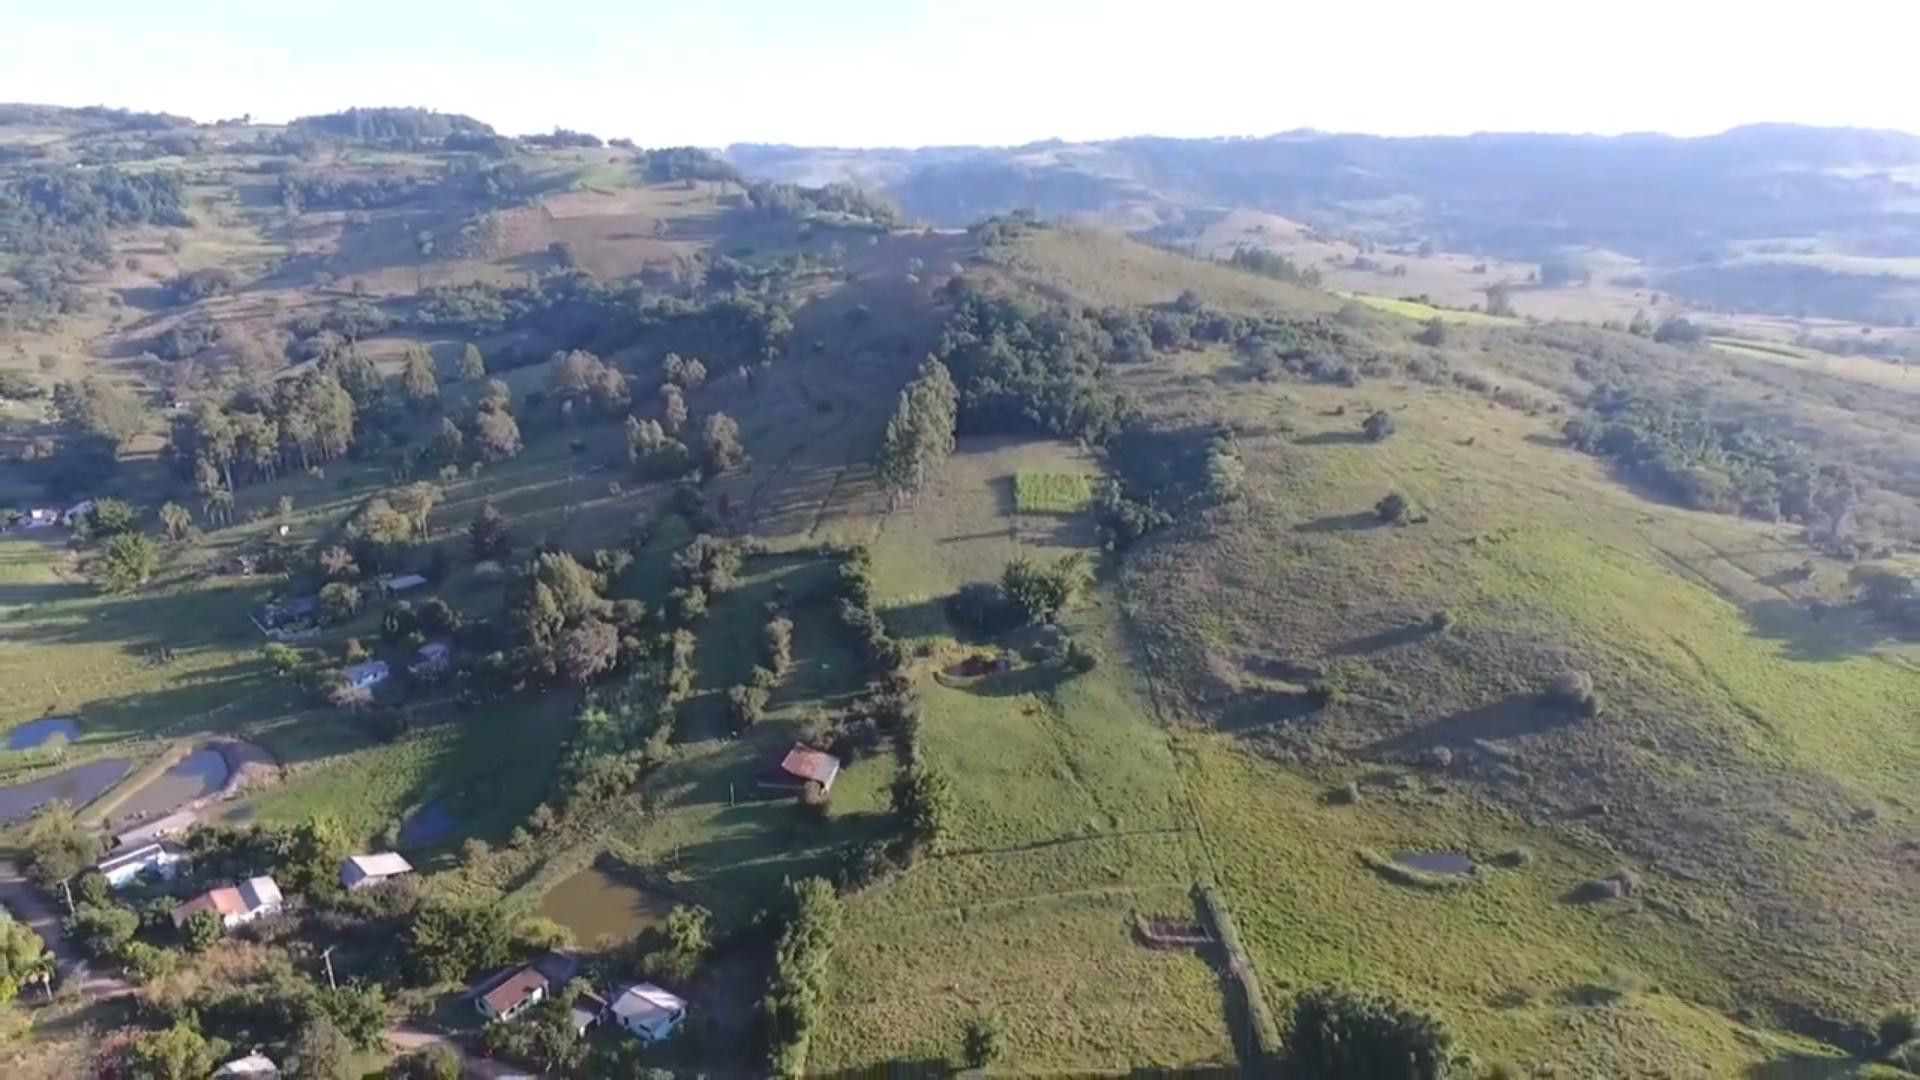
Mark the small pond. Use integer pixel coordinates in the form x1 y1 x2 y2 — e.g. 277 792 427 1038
6 717 80 751
111 748 230 824
1393 851 1477 877
540 864 671 945
398 801 459 847
0 758 132 822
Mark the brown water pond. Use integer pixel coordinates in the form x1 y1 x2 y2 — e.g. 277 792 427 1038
540 863 671 945
0 758 132 822
111 748 230 824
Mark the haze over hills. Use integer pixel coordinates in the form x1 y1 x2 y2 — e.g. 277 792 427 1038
732 125 1920 327
0 101 1915 1079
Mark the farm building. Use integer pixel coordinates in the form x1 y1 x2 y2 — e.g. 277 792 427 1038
96 841 184 889
570 990 607 1036
607 983 688 1043
340 852 414 890
756 744 842 795
475 965 549 1021
380 573 428 595
171 876 283 930
343 660 390 690
411 641 453 675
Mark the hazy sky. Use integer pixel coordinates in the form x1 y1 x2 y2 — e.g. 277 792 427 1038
4 1 1916 147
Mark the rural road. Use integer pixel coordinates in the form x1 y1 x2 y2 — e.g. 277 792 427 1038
0 860 131 998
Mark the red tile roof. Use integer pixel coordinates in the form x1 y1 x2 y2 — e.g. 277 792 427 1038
171 886 246 926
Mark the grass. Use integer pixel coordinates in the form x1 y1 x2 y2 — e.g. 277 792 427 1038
1341 291 1520 325
1013 471 1093 514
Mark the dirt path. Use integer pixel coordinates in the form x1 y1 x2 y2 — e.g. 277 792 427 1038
0 861 131 999
386 1024 528 1078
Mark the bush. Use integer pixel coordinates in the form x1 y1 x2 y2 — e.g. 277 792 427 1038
962 1012 1004 1068
1361 409 1396 442
1375 492 1412 523
1286 986 1455 1079
763 878 842 1075
946 581 1016 634
728 684 770 732
1543 669 1598 715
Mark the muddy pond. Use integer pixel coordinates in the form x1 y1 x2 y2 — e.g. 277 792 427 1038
6 717 80 751
540 864 671 945
1393 851 1477 876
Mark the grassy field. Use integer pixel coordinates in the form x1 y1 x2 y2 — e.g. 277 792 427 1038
1342 292 1520 325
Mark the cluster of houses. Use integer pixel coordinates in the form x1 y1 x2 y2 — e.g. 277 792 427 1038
94 842 416 935
474 950 689 1046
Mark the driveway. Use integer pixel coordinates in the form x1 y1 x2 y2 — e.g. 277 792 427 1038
0 860 131 998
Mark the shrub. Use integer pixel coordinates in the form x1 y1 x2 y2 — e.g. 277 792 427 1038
1875 1007 1917 1056
1286 986 1455 1079
1429 610 1455 633
763 615 794 676
763 878 842 1075
1065 639 1098 673
962 1012 1004 1068
1375 492 1412 523
1362 409 1396 442
1543 669 1599 715
728 684 770 732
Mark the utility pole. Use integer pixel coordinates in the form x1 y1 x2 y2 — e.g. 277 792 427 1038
320 945 338 992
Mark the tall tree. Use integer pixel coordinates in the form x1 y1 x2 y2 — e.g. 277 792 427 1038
458 342 487 381
94 533 159 594
400 344 440 411
471 406 522 461
660 384 688 434
468 501 510 560
700 412 746 473
874 358 957 499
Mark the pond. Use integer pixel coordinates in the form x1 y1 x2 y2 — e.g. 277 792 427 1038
1393 851 1477 876
540 864 671 945
6 717 80 751
0 758 132 822
398 801 459 847
111 747 230 824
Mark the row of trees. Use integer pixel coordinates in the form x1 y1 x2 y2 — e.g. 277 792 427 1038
874 359 957 500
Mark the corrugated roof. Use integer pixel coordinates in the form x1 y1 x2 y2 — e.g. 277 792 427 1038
609 982 687 1025
345 852 413 877
765 744 841 785
97 841 180 874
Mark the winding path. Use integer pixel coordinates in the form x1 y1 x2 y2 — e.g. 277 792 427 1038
0 860 131 998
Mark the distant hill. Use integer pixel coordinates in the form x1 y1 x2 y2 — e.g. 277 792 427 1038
730 127 1920 323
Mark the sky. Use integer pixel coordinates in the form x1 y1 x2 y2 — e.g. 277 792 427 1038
3 0 1917 147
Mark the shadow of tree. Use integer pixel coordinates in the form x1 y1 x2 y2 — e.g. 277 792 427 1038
1295 429 1370 446
1369 694 1576 757
1744 598 1898 662
1293 511 1384 534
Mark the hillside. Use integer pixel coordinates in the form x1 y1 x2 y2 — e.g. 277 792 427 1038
731 126 1920 334
0 106 1914 1078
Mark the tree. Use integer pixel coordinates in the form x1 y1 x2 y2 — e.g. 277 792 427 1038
400 346 439 411
94 532 159 593
405 903 512 984
728 683 770 731
458 343 487 381
1000 553 1088 625
874 358 958 498
0 908 51 1004
558 617 619 683
183 908 224 951
1414 317 1448 347
700 412 747 473
428 417 464 465
1483 283 1516 317
1286 986 1454 1079
664 353 707 390
891 764 954 853
264 642 303 676
319 581 364 624
126 1023 223 1080
1653 316 1704 345
54 376 147 451
21 805 101 884
472 406 522 461
1375 492 1413 523
319 545 359 581
158 501 194 542
86 497 140 536
288 1015 354 1080
390 1044 461 1080
1362 410 1396 442
67 902 139 959
468 501 510 560
660 384 688 433
763 615 794 677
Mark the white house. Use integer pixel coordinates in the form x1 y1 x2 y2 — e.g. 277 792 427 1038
213 1052 280 1077
171 875 283 930
606 983 688 1044
341 852 414 891
343 660 390 690
96 841 185 889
